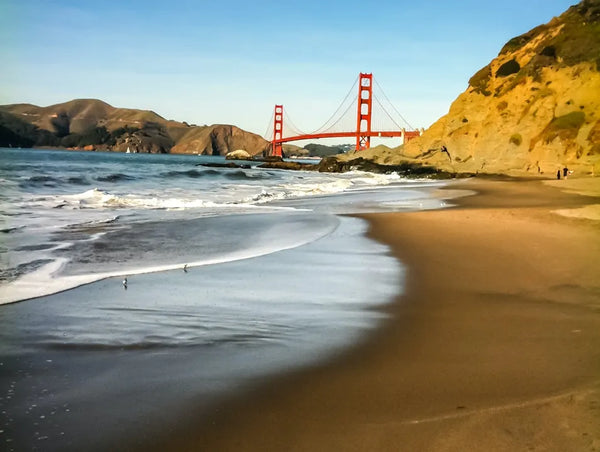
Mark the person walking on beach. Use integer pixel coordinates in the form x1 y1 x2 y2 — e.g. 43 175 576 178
557 169 561 180
563 167 569 179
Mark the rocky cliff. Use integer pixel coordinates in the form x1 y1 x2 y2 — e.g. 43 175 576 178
0 99 270 156
169 124 270 155
349 0 600 176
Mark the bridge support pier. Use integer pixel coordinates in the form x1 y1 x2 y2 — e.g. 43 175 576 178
272 105 283 157
356 73 373 151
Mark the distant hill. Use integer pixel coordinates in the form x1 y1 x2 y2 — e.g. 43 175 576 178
280 143 354 158
344 0 600 176
0 99 271 156
282 143 309 158
304 143 353 157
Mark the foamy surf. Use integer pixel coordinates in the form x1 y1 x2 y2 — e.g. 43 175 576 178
1 149 446 306
0 213 339 305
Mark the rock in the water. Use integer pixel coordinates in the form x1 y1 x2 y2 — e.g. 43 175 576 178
226 149 252 160
196 162 251 169
257 161 318 171
255 155 284 162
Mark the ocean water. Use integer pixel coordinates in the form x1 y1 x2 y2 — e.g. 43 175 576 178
0 148 445 303
0 148 447 450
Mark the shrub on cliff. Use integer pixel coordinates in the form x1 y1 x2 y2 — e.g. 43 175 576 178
0 125 35 147
540 45 557 57
549 111 585 141
60 126 112 147
304 143 348 157
496 59 521 77
79 126 110 146
550 0 600 70
498 1 600 71
499 24 550 54
468 65 492 95
509 133 523 146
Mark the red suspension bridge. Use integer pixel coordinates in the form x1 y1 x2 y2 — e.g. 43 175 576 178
265 73 422 157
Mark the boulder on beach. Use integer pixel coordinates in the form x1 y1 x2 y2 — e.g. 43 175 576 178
226 149 251 160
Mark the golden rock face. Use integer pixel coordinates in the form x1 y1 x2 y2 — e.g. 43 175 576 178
395 0 600 177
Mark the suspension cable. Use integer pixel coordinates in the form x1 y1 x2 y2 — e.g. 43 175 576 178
312 75 359 134
284 110 307 136
374 78 415 130
264 75 416 140
263 109 275 140
373 95 403 130
320 94 357 134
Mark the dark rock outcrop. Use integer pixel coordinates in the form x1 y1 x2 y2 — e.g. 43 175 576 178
257 161 318 171
257 156 456 177
316 157 448 176
196 162 251 169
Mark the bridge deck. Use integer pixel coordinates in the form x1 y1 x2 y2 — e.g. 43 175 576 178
273 130 420 144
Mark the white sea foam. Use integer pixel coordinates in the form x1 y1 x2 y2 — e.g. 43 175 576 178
0 214 338 305
71 215 121 227
341 170 402 186
243 178 355 204
48 187 327 211
1 150 448 306
15 170 417 215
53 188 221 210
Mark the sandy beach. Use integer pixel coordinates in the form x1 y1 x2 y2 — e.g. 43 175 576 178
153 177 600 451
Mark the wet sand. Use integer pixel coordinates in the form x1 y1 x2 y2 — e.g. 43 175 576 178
154 177 600 451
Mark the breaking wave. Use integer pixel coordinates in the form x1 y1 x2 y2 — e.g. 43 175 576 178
161 169 209 178
19 175 60 188
161 168 272 180
19 175 92 189
95 173 137 182
54 189 221 210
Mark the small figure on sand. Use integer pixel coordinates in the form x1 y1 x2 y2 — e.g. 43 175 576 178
122 277 128 289
563 167 569 179
557 169 561 180
183 264 188 273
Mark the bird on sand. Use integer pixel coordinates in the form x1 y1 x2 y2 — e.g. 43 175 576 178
183 264 188 273
122 277 128 289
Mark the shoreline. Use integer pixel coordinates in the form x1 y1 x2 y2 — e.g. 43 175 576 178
0 215 337 306
152 177 600 451
1 214 401 452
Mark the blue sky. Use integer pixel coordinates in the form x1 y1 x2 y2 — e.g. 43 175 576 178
1 0 577 141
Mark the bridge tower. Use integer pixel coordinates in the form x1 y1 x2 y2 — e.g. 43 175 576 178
356 73 373 151
272 104 283 157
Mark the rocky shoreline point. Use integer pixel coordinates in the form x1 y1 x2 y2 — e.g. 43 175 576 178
201 155 468 179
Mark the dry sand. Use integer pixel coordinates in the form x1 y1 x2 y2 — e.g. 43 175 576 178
155 177 600 451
